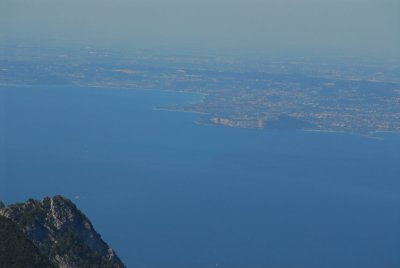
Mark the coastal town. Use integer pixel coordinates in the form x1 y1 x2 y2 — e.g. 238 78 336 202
1 45 400 135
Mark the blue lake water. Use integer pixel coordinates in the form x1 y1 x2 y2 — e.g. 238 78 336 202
1 86 400 268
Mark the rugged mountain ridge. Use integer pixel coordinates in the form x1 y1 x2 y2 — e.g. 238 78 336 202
0 196 125 268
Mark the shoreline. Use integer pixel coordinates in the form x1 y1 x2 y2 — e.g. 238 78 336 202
84 84 208 101
2 84 399 139
153 107 209 115
0 83 208 100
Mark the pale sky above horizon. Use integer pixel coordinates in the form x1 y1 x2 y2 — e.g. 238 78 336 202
0 0 399 58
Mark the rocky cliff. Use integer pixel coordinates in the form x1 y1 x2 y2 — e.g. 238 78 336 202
0 196 125 268
0 215 56 268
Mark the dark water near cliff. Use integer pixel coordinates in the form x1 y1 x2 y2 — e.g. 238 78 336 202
1 86 400 268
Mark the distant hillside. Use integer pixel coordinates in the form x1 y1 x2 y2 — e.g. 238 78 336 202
0 196 125 268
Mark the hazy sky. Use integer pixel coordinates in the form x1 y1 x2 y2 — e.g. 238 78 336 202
1 0 399 58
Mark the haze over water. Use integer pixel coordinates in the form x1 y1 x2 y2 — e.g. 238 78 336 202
1 0 399 60
1 86 399 268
